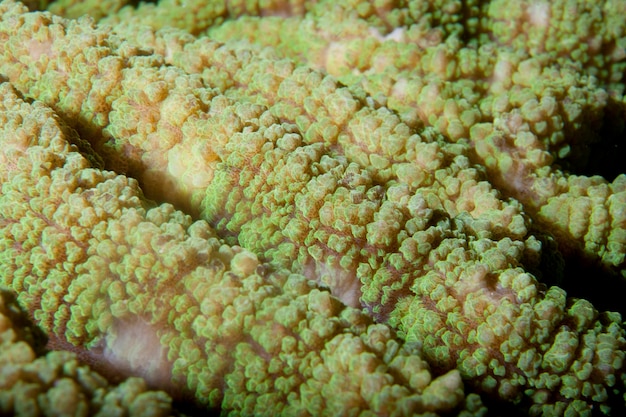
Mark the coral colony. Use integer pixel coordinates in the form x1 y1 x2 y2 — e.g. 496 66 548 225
0 0 625 416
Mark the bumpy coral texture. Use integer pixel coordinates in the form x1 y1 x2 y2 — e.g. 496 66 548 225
0 0 625 416
0 79 482 417
0 288 173 417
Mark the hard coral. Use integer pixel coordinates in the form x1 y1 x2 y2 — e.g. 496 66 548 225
0 0 625 415
0 80 480 416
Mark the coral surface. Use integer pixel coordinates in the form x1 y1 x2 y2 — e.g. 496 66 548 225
0 0 625 416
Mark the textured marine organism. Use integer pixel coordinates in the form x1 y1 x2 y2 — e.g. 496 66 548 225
201 0 626 280
0 289 173 417
0 0 625 416
0 80 480 416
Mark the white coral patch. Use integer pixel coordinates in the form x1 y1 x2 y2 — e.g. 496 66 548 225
526 1 550 28
103 317 172 390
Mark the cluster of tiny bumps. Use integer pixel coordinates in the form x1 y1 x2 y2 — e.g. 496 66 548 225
0 0 625 416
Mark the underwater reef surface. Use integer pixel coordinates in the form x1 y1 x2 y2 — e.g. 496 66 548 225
0 0 625 416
